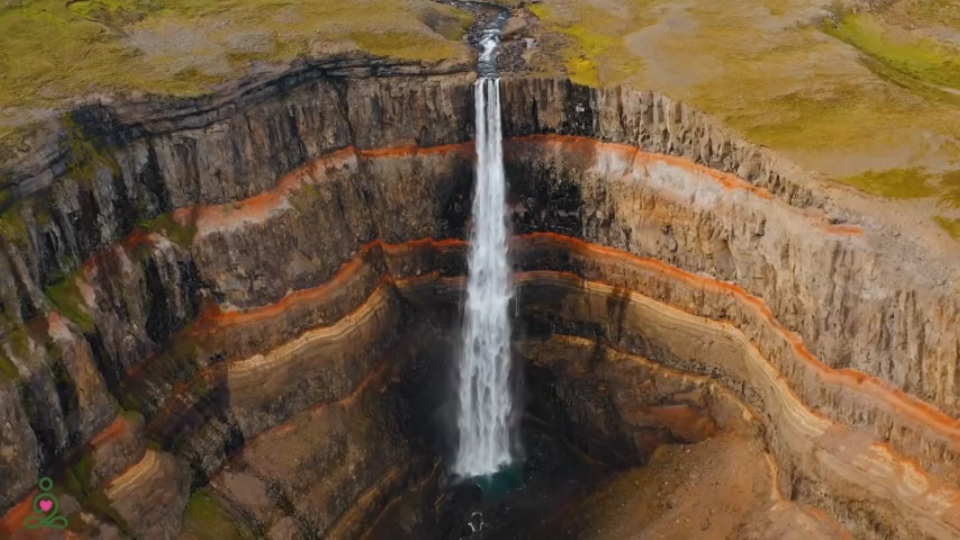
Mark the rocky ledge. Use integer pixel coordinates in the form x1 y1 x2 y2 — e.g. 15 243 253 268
1 63 959 539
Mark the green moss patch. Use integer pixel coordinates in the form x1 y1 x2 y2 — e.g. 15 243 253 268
64 451 96 495
938 170 960 208
934 216 960 240
836 167 937 199
120 408 145 424
0 202 28 247
2 321 35 364
60 447 131 535
137 212 197 249
181 489 250 540
0 350 19 380
834 167 960 205
63 116 123 189
145 438 164 452
823 14 960 95
290 183 323 214
45 272 96 333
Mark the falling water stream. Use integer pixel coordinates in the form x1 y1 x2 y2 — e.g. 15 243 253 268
357 9 632 539
453 8 515 480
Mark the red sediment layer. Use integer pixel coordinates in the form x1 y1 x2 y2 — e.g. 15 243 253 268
506 135 862 235
158 232 960 449
175 147 354 232
0 494 36 536
507 134 774 202
216 346 396 481
433 269 958 495
197 237 464 328
358 143 473 159
173 135 859 239
154 232 960 458
89 415 130 449
71 134 858 287
79 230 156 276
174 143 472 233
5 228 952 531
142 281 400 430
5 137 888 527
512 233 957 443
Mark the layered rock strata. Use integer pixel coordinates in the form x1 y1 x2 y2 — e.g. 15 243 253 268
517 335 851 540
1 72 959 539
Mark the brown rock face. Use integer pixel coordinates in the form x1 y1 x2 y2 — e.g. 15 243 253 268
1 67 959 540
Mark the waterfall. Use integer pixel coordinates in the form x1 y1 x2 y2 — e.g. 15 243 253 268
453 40 514 477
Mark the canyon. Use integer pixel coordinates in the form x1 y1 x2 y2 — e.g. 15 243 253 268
1 49 960 540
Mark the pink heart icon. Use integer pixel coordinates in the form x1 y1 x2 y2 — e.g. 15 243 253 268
38 499 52 512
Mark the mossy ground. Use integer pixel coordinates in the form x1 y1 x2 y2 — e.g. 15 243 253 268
45 271 96 333
0 201 28 247
934 216 960 241
63 115 123 189
527 0 960 208
137 212 198 249
528 2 656 87
0 349 18 380
0 316 46 381
823 13 960 100
57 444 132 535
835 167 960 205
836 167 937 199
181 489 252 540
0 0 473 120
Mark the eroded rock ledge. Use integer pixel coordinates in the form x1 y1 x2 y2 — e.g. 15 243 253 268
2 72 959 539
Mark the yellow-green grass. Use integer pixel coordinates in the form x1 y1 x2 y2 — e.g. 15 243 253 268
940 170 960 208
834 167 960 206
672 7 956 150
525 1 960 205
836 167 937 199
528 2 655 87
934 216 960 241
675 6 960 199
823 13 960 96
0 0 473 109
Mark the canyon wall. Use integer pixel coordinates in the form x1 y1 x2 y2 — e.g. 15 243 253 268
1 64 959 539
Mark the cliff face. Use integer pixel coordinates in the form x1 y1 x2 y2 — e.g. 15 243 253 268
1 62 959 540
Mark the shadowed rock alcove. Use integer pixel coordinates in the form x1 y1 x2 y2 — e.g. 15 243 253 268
2 63 960 540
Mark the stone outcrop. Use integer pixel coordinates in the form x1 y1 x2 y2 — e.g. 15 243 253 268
1 63 959 540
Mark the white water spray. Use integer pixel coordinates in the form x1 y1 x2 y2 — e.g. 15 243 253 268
453 35 514 477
